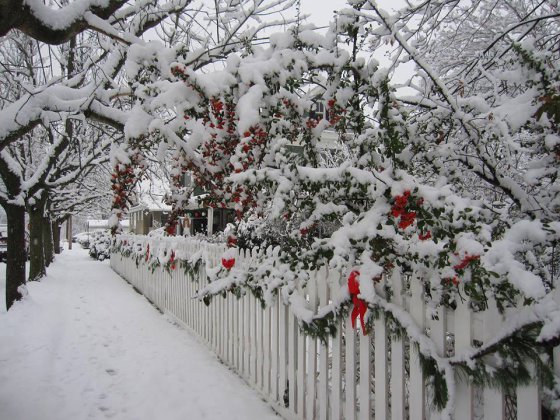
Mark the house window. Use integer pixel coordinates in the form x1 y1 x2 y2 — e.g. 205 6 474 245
182 173 192 188
161 212 169 226
187 209 208 235
309 101 329 121
212 209 235 233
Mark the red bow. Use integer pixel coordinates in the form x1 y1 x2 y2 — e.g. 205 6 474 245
222 258 235 270
169 250 176 270
348 271 368 335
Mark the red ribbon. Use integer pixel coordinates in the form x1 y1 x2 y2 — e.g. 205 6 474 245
169 250 176 270
145 244 150 262
348 271 368 335
222 258 235 270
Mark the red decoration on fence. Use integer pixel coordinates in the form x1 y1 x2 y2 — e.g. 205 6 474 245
169 250 176 270
226 235 238 248
222 258 235 270
347 271 368 335
145 244 150 262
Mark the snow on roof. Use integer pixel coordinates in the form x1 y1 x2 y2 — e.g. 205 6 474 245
87 219 129 228
87 219 108 228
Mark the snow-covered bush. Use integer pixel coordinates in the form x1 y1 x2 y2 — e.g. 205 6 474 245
89 231 112 261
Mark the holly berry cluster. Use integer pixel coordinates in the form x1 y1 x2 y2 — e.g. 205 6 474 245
110 156 142 234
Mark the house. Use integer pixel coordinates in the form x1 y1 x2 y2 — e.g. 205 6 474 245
87 219 130 232
128 179 172 235
183 205 235 236
128 97 341 238
129 204 171 235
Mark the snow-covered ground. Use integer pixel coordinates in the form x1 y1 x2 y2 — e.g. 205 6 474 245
0 246 279 420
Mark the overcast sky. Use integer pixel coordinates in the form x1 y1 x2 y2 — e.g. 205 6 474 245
298 0 413 84
300 0 347 27
300 0 403 27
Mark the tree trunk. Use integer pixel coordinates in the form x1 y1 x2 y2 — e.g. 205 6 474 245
53 221 61 254
43 218 54 266
67 216 72 250
4 204 27 310
28 200 46 282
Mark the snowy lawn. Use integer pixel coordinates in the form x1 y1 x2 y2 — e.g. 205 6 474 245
0 246 279 420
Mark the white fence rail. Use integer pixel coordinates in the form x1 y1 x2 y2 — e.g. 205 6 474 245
111 235 557 420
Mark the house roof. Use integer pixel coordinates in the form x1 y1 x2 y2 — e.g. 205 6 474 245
87 219 129 229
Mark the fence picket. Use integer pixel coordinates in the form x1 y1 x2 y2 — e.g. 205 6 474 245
288 308 297 414
263 300 271 396
408 274 425 420
345 316 357 420
306 273 318 420
258 295 265 389
390 270 405 420
251 294 258 384
329 268 342 420
483 299 505 419
454 288 474 420
238 290 244 374
358 329 371 420
297 321 306 418
244 294 251 379
430 305 447 419
270 296 279 401
318 267 329 420
517 366 541 419
374 311 388 419
278 299 288 410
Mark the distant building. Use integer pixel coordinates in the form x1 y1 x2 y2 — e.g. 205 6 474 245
128 178 172 235
87 219 129 232
129 204 171 235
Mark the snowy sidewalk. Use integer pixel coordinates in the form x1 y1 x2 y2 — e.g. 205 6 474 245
0 247 279 420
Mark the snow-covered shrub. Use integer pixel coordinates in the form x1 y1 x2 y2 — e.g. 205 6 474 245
89 231 112 261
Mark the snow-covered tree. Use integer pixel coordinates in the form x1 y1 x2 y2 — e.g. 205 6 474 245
0 0 190 308
106 0 299 232
0 0 166 44
119 0 560 414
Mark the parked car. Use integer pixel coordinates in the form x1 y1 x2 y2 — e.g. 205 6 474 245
0 227 29 262
88 230 111 261
0 236 7 262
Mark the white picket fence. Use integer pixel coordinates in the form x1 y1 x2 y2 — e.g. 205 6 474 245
110 235 558 420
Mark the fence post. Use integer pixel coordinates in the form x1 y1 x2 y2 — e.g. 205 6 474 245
483 299 505 419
